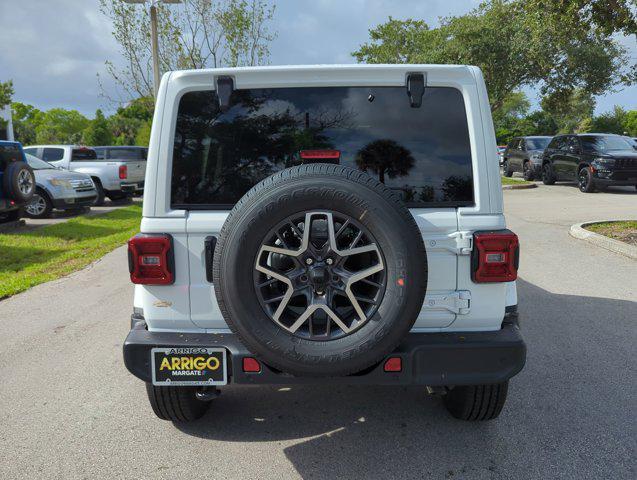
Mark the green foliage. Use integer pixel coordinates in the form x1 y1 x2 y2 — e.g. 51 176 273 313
541 89 595 134
591 106 627 134
623 111 637 137
11 102 43 145
117 96 154 122
0 80 14 110
135 121 152 146
82 109 113 146
353 0 634 113
34 109 90 144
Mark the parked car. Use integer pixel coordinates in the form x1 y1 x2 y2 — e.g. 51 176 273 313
541 133 637 192
502 136 552 180
23 145 145 205
92 146 147 195
23 153 97 218
0 140 35 222
123 64 525 423
497 145 506 166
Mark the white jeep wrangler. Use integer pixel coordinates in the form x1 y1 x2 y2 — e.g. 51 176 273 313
124 64 525 422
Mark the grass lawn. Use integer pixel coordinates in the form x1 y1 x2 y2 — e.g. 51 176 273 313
0 204 141 299
501 176 532 186
585 220 637 247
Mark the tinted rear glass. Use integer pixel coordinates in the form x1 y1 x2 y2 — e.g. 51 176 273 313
171 86 474 208
107 148 143 160
71 149 97 161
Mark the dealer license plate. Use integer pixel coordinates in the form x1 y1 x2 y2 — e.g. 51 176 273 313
151 347 227 386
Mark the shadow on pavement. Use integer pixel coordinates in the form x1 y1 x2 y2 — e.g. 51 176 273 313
175 278 635 479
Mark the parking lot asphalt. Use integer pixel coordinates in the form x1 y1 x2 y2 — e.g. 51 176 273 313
0 184 635 479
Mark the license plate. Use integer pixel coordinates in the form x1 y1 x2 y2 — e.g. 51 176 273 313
151 347 227 386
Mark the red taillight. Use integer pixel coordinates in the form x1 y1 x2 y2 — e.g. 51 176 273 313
471 230 519 283
299 149 341 161
128 234 174 285
383 357 402 372
242 357 261 373
119 165 127 179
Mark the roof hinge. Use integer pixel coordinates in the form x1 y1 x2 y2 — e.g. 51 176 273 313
406 72 426 108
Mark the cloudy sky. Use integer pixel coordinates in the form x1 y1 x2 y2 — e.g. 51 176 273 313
1 0 635 117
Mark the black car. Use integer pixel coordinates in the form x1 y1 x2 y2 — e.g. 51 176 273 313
541 134 637 192
502 136 552 180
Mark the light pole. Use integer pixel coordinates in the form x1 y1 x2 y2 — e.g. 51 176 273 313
122 0 181 98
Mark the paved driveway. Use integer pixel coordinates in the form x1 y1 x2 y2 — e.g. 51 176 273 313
0 185 635 479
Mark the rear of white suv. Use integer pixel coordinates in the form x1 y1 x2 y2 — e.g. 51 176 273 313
124 65 525 423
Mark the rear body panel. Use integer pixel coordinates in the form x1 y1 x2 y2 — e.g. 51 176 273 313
136 65 511 333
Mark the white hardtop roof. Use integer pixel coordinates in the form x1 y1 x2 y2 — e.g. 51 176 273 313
167 64 481 89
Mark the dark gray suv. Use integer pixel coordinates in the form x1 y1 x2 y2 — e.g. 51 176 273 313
502 136 553 180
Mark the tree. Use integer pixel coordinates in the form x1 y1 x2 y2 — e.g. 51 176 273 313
540 89 595 134
591 106 628 134
623 110 637 137
492 91 531 144
135 121 152 146
353 1 634 113
82 109 113 146
355 139 415 183
34 109 90 144
99 0 276 100
0 80 14 110
11 102 43 145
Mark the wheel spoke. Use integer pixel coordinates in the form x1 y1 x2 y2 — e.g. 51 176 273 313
255 210 386 340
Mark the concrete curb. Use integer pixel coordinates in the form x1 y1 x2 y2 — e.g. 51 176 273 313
502 183 537 190
569 221 637 260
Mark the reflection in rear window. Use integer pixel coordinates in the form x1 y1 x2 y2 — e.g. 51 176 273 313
71 149 97 160
171 86 474 208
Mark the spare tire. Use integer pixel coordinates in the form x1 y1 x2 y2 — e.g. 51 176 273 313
3 161 35 203
213 164 428 377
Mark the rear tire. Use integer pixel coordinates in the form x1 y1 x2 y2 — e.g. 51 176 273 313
443 382 509 421
502 160 513 177
541 163 556 185
145 384 210 422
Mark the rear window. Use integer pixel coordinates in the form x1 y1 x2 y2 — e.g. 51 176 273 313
107 148 144 160
171 86 474 209
71 148 97 161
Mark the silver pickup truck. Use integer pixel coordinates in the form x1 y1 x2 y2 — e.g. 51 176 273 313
24 145 146 205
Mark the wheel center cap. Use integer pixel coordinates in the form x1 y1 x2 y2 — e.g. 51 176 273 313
308 265 328 291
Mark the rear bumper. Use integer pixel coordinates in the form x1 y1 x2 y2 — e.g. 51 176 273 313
120 182 144 193
123 316 526 386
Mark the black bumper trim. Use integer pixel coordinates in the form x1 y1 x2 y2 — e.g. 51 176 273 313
124 321 526 386
52 196 97 209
